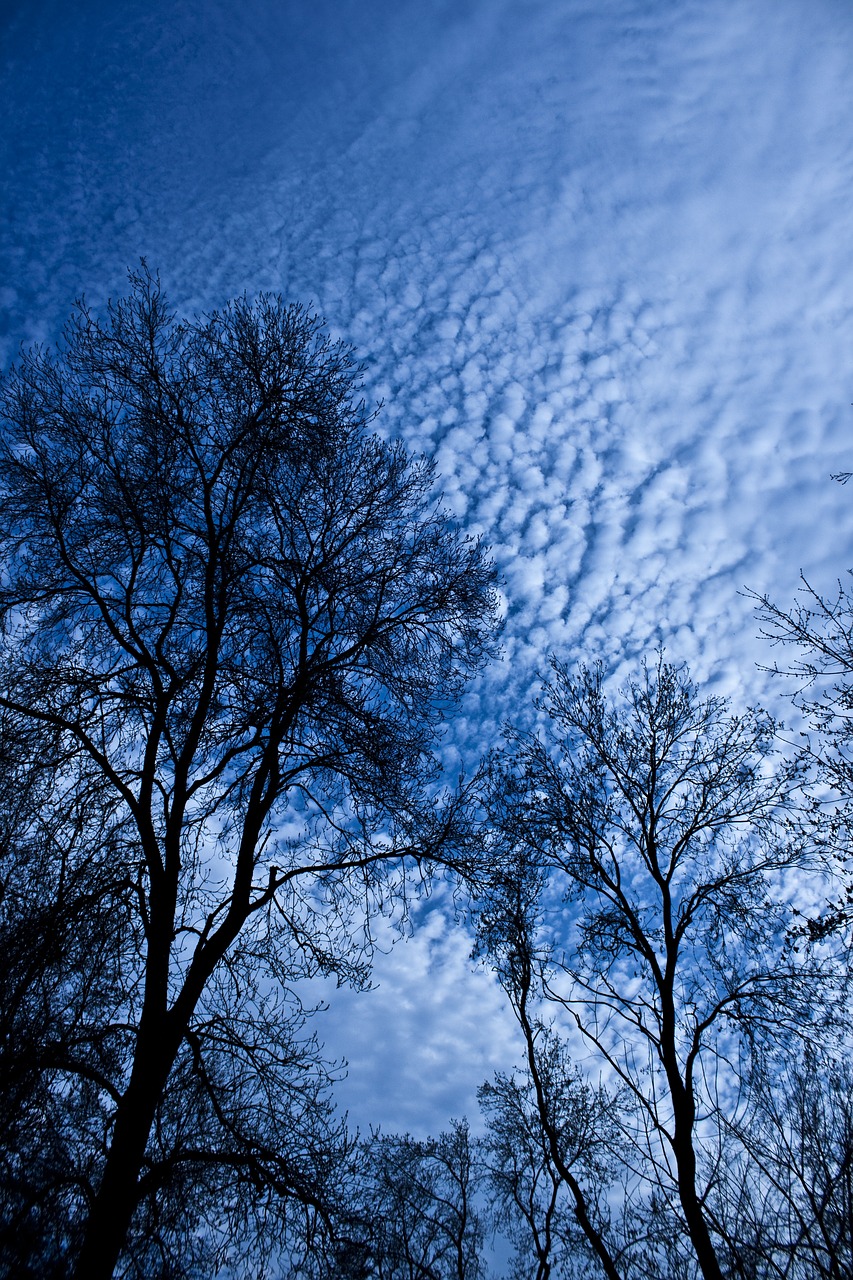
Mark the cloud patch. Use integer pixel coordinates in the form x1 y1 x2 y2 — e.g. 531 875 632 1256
3 0 853 1133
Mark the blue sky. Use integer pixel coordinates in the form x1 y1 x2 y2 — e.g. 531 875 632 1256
3 0 853 1137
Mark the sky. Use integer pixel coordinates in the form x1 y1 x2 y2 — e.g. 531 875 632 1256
3 0 853 1138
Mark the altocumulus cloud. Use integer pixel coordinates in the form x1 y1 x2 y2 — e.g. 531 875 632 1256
2 0 853 1134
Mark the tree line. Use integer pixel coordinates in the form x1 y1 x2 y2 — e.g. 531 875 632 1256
0 270 850 1278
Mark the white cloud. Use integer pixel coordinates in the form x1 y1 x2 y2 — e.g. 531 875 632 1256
4 0 853 1136
315 900 520 1137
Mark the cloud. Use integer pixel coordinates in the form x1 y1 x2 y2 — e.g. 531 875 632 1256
315 899 519 1137
3 0 853 1134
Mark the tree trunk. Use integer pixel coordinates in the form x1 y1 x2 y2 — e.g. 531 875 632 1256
71 1026 175 1280
671 1109 725 1280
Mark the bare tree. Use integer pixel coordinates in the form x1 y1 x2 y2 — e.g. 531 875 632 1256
347 1121 487 1280
750 573 853 938
708 1049 853 1280
0 710 131 1277
0 268 499 1279
478 655 826 1280
475 852 628 1280
478 1034 624 1280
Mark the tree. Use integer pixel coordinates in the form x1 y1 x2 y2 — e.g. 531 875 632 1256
347 1121 487 1280
478 655 825 1280
475 852 628 1280
751 573 853 938
478 1036 623 1280
709 1047 853 1279
0 268 500 1279
0 710 130 1277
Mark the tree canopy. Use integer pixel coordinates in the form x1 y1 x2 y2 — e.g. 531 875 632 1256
0 268 500 1278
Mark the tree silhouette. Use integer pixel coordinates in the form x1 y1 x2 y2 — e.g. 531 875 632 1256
0 268 499 1279
478 656 826 1280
